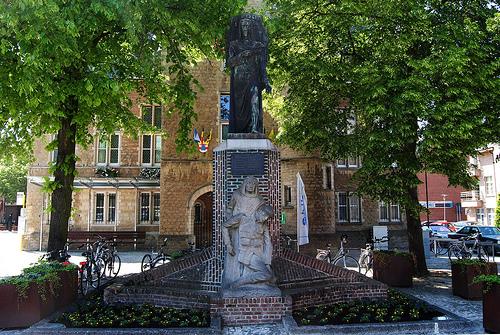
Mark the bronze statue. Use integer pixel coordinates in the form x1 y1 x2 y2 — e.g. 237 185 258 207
222 177 275 289
226 14 271 134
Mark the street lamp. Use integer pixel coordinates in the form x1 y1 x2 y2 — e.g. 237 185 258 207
442 194 448 221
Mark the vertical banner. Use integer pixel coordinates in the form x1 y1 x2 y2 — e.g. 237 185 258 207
296 173 309 246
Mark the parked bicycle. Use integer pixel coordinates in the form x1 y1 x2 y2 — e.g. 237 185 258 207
141 238 172 272
447 233 489 262
316 235 360 271
77 242 102 295
40 242 71 263
358 236 389 275
96 240 122 279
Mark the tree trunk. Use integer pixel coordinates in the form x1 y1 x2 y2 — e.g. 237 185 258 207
405 184 429 277
47 105 77 252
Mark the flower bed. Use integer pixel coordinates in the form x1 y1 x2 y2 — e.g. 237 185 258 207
56 295 210 328
293 290 443 326
0 261 78 328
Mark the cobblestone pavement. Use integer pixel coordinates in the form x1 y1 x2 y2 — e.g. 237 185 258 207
1 231 497 334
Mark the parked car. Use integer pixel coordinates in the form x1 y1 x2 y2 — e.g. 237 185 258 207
426 225 452 239
453 220 478 230
448 225 500 254
422 220 457 232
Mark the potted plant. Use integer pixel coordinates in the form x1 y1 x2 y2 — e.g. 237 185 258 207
451 259 497 300
474 274 500 334
0 261 78 328
373 250 413 287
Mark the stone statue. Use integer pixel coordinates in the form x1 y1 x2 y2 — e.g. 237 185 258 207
222 177 275 289
226 14 271 134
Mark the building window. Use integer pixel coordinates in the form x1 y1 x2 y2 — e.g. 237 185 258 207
139 192 160 224
95 193 105 223
337 192 362 223
94 192 117 224
477 208 485 224
336 156 361 168
485 176 494 196
219 94 230 141
96 134 120 165
487 208 495 225
283 185 292 207
141 105 162 166
323 164 333 190
379 201 401 223
49 135 58 163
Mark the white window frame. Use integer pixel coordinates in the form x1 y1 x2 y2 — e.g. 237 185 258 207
486 208 495 225
139 191 160 225
379 201 401 223
322 164 334 190
93 192 118 225
485 176 494 196
336 191 362 224
96 133 120 166
140 105 162 166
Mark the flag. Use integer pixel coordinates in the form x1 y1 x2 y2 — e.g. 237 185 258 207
296 173 309 245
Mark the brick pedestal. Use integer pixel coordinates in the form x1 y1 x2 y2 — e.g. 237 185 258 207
212 138 281 289
212 294 292 325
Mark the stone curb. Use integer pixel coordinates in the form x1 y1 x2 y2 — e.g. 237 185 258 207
25 311 222 335
281 304 475 335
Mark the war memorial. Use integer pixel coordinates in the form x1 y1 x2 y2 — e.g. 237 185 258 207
103 13 386 326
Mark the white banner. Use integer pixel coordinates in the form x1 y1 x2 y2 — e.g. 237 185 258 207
297 173 309 245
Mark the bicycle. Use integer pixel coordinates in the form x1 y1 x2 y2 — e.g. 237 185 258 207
358 236 389 275
77 243 102 295
447 234 489 262
141 238 172 272
40 242 71 263
316 235 361 271
98 241 122 279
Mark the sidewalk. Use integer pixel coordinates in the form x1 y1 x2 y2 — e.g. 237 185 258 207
0 231 495 334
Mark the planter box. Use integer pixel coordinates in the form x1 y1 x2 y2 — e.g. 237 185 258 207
0 283 43 328
451 262 497 300
0 269 78 329
56 270 78 310
373 252 413 287
483 283 500 334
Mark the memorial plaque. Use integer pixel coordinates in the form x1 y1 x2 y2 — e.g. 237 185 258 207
231 153 264 175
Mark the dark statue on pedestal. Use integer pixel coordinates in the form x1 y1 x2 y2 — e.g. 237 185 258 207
226 14 271 134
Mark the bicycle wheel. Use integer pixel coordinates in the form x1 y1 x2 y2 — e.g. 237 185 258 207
448 245 462 261
152 256 171 268
476 246 489 262
141 254 152 272
95 256 106 279
107 254 121 278
333 255 361 272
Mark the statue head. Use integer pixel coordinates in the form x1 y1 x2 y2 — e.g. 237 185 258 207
242 176 259 196
240 18 252 39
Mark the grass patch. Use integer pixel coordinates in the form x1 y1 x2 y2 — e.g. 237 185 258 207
293 289 443 326
55 295 210 328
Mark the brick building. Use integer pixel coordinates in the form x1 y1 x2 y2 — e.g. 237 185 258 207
417 173 467 223
22 61 408 253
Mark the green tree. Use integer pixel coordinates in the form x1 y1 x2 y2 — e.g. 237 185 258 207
0 0 244 251
0 157 30 204
266 0 499 275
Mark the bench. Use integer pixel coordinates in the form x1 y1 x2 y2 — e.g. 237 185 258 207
67 231 146 249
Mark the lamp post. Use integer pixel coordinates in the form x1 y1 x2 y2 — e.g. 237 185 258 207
442 194 448 221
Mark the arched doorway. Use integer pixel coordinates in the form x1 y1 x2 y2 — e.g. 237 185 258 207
192 192 213 248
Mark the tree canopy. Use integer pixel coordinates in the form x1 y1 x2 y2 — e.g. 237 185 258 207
266 0 499 275
0 0 245 249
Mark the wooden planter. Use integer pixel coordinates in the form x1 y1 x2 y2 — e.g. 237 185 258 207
483 283 500 334
0 269 78 329
373 251 413 287
451 262 497 300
